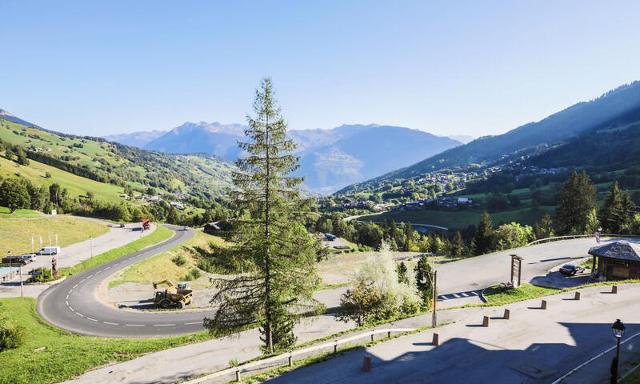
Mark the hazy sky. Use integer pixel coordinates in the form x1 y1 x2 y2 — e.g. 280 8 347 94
2 1 640 137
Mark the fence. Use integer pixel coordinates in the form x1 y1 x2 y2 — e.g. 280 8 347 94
526 233 640 247
183 327 416 384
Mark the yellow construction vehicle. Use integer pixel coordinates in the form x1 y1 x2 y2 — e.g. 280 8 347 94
152 280 193 309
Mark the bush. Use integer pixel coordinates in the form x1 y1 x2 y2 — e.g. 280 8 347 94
28 268 54 283
0 315 26 351
182 268 201 281
171 255 186 266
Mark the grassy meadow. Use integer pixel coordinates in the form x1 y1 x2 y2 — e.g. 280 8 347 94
0 214 109 255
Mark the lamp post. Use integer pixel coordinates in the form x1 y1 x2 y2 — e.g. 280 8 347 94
611 319 625 383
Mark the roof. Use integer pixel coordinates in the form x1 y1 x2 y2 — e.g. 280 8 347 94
588 240 640 262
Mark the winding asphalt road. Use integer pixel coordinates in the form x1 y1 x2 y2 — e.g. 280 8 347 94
37 225 214 338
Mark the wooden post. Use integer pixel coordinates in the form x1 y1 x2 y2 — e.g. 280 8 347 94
235 368 240 382
541 300 547 310
612 285 618 294
432 333 439 346
387 331 391 339
482 316 490 327
370 333 374 343
334 340 338 354
288 354 293 367
574 291 581 300
431 270 438 328
503 309 510 319
362 355 372 372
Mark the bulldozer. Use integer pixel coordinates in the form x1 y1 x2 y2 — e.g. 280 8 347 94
152 280 192 309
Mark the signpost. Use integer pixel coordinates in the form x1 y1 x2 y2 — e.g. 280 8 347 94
510 254 523 288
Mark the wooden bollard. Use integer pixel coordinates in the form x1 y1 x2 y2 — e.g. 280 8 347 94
612 285 618 294
541 300 547 310
574 291 581 300
482 315 490 327
333 340 338 354
370 333 375 343
503 309 510 319
362 355 372 372
288 354 293 367
387 331 391 339
432 333 439 346
235 368 241 382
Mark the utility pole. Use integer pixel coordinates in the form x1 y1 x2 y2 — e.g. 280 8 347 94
19 265 23 297
431 270 438 328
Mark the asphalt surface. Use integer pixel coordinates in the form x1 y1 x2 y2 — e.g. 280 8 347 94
37 225 208 338
266 285 640 384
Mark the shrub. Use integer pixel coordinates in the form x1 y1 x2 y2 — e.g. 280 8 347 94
182 268 201 281
171 255 187 266
0 315 26 351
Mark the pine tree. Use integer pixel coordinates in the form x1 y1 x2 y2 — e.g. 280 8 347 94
396 261 409 284
449 231 466 258
533 214 554 239
414 254 433 309
599 182 636 233
204 79 319 353
555 171 596 235
472 211 494 255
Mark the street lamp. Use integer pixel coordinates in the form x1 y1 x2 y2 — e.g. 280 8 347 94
611 319 625 383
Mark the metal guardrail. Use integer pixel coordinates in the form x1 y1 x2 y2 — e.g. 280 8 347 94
183 327 417 384
526 233 640 247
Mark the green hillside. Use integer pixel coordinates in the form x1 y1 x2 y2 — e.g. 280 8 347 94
0 117 234 201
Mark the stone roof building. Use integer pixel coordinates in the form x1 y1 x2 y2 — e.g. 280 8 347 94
588 240 640 280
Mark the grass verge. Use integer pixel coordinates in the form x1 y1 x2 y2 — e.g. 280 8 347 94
62 225 173 276
0 297 209 384
0 214 108 255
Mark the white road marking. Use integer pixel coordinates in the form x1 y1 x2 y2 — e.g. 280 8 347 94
103 322 119 326
125 324 145 327
183 322 202 325
460 292 469 297
73 284 78 289
153 324 176 327
87 317 98 322
76 313 85 318
452 293 461 298
65 301 69 306
105 266 111 270
470 291 478 296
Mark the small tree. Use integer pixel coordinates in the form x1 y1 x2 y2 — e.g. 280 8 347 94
337 243 419 326
599 182 636 233
533 214 554 239
396 261 409 284
472 211 495 255
555 171 596 235
414 253 433 310
494 222 534 250
448 231 466 258
0 178 30 212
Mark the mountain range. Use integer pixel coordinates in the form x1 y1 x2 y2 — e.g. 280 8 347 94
107 123 463 194
341 81 640 193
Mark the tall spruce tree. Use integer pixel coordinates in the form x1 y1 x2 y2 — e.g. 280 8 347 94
599 182 636 233
204 79 319 353
414 254 433 309
449 231 466 258
472 211 494 255
555 171 596 235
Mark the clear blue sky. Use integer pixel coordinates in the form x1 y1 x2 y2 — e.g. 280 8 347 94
2 1 640 137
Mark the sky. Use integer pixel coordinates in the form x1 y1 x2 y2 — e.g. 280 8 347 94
2 1 640 137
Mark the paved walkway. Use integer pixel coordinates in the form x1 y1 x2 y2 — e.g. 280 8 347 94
267 285 640 384
0 220 154 298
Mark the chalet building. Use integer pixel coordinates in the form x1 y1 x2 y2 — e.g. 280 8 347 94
588 241 640 280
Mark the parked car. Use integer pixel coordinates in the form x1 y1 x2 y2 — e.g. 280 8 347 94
20 254 37 263
559 264 585 276
2 255 31 266
37 246 60 255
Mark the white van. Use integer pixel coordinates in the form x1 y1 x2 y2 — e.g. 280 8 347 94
37 246 60 255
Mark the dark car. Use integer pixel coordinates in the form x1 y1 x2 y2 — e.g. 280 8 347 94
559 264 585 276
2 255 29 266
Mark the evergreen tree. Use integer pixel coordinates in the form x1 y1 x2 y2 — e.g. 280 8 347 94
414 254 433 310
599 182 636 233
449 231 466 258
472 211 495 255
204 79 319 353
396 261 409 284
555 171 596 234
533 214 554 239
